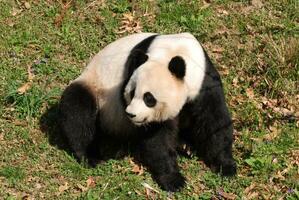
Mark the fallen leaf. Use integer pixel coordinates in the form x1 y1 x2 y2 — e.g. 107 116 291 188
244 183 256 195
58 182 69 193
273 107 294 116
35 183 42 189
246 192 259 200
130 159 144 175
201 1 211 10
134 189 142 196
117 11 143 34
132 163 144 175
24 2 31 9
263 126 279 141
274 171 285 180
251 0 263 8
11 8 22 16
218 190 237 200
216 8 229 16
86 176 96 188
232 77 238 87
123 13 134 21
141 182 160 194
246 88 255 99
272 158 278 164
14 120 27 126
77 183 88 192
17 82 32 94
54 0 73 27
6 19 15 27
22 195 30 200
212 46 224 53
27 65 35 81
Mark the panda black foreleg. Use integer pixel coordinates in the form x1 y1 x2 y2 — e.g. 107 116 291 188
203 123 236 176
59 82 97 163
182 88 236 176
137 122 185 192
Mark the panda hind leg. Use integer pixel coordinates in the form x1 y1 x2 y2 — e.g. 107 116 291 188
59 82 98 164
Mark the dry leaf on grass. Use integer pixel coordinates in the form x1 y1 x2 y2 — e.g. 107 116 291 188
58 182 69 194
54 0 73 27
244 184 259 200
17 82 32 94
76 183 88 192
132 164 144 175
246 192 259 200
201 1 211 10
244 183 256 195
35 183 42 189
216 8 229 16
143 183 159 200
129 158 144 175
27 64 35 81
22 195 31 200
212 46 224 53
263 126 279 141
141 182 160 194
17 65 35 94
117 12 143 34
273 107 294 116
24 2 31 9
246 88 255 99
218 190 237 200
251 0 263 8
11 8 22 16
86 176 96 188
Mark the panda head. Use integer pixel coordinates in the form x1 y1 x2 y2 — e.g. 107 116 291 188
124 56 188 126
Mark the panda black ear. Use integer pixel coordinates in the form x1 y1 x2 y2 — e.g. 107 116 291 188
127 49 149 76
168 56 186 80
131 49 148 66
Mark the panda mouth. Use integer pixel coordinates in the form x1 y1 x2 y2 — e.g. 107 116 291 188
133 118 147 125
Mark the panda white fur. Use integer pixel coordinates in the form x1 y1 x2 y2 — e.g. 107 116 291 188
60 33 236 191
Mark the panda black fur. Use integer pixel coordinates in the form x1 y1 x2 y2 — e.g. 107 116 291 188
59 33 236 192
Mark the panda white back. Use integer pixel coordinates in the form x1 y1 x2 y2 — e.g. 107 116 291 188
76 33 156 90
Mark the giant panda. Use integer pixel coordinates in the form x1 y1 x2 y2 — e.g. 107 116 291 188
59 33 236 191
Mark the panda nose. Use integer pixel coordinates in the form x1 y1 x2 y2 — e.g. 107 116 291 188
126 111 136 118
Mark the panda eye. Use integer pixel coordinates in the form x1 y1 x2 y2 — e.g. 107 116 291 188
143 92 157 107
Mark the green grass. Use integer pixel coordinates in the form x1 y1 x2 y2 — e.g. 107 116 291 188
0 0 298 199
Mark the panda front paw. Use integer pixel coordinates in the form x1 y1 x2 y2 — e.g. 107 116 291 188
88 158 105 168
211 159 236 176
221 160 237 176
155 172 186 192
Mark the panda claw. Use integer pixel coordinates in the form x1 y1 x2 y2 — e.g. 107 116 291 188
156 173 186 192
211 159 237 177
88 158 105 168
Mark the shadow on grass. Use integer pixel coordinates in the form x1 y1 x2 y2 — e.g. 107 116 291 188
39 102 129 166
39 103 72 155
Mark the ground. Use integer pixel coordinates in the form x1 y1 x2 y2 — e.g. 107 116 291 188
0 0 298 199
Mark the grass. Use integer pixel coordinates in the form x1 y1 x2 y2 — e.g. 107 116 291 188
0 0 298 199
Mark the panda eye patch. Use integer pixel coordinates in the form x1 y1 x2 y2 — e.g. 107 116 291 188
143 92 156 107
